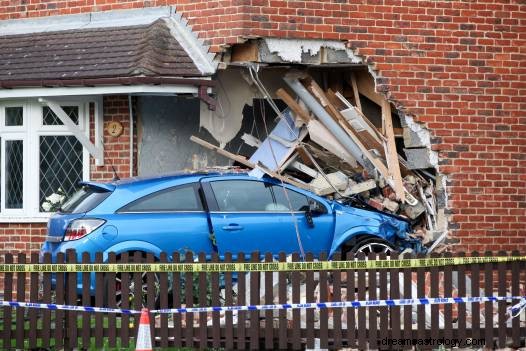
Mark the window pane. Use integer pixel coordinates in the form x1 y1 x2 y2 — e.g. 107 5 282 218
5 107 23 126
40 136 83 212
271 185 310 211
42 106 79 125
6 140 23 209
122 185 202 212
211 180 274 212
60 186 112 214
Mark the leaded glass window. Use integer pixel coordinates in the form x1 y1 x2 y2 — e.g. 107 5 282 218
43 106 79 125
5 107 23 126
39 136 83 212
5 140 23 209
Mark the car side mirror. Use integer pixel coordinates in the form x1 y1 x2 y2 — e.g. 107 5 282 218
308 200 325 216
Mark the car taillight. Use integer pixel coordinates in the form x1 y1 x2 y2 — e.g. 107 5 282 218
64 219 105 241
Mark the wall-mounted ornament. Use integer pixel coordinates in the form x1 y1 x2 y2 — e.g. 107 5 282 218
106 121 123 137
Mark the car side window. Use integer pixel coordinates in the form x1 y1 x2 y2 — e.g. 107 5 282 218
210 180 274 212
119 184 203 212
271 185 327 213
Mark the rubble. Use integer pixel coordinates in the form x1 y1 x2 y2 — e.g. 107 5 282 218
192 70 447 252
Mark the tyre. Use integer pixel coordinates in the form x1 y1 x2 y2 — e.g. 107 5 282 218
349 237 396 256
106 252 161 309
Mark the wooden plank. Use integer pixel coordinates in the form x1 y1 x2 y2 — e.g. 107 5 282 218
511 250 521 348
305 253 315 349
350 72 362 112
41 253 51 349
319 252 329 349
190 135 311 191
443 252 453 342
430 252 440 343
108 252 117 348
332 252 343 349
184 252 194 348
94 252 104 349
66 250 77 349
237 253 247 350
171 252 182 348
81 252 91 349
346 251 357 348
291 252 301 350
382 99 405 201
159 252 169 348
224 253 234 350
356 252 367 350
305 79 393 183
355 70 383 106
249 252 260 350
276 88 311 123
55 252 65 350
264 252 274 350
231 41 259 62
120 252 131 348
15 253 25 350
402 252 412 349
28 253 39 349
368 252 378 349
198 252 208 350
211 253 221 348
2 253 13 349
497 250 507 348
378 252 388 349
389 252 401 344
470 251 481 342
416 253 426 343
456 252 467 344
484 251 494 347
278 252 287 350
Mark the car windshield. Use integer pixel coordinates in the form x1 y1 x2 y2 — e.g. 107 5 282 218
59 186 111 214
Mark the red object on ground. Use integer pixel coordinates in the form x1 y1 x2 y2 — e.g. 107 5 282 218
135 308 153 351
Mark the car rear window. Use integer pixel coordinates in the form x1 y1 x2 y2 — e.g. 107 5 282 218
59 186 111 214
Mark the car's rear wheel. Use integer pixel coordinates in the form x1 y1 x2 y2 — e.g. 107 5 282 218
106 252 161 310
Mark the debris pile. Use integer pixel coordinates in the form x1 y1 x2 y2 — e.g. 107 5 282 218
192 70 448 252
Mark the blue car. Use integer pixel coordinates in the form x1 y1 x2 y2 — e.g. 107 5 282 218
40 171 418 302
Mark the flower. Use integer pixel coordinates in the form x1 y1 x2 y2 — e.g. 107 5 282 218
41 188 67 212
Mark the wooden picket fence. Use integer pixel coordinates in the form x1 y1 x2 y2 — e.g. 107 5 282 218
0 250 525 350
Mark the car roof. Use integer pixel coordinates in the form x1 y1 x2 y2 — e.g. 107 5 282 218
107 169 251 188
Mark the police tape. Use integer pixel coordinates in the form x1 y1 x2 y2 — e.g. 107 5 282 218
0 255 524 273
2 296 526 319
0 300 139 314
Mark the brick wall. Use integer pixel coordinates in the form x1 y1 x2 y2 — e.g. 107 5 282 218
0 1 524 253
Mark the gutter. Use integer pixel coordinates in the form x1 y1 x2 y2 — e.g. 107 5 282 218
0 76 216 89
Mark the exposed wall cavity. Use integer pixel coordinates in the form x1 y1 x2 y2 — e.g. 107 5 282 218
199 67 289 147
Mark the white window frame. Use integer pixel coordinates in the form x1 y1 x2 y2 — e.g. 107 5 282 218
0 98 91 222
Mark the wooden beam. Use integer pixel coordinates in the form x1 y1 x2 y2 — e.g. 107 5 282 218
355 70 383 106
230 41 259 62
302 78 392 181
276 88 311 123
190 135 311 191
350 72 362 112
382 100 405 202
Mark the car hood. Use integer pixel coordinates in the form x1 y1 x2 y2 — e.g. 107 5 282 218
329 201 411 255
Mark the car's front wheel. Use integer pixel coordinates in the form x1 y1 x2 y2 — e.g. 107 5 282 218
348 237 396 256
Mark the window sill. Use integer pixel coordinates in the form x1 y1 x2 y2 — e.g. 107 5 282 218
0 216 50 223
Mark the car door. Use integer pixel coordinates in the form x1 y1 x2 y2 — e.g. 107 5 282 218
202 177 334 257
112 183 214 255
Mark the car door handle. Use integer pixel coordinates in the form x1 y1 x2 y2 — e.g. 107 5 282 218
222 224 243 231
